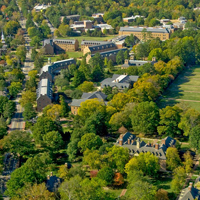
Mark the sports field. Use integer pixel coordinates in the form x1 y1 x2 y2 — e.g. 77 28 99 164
158 66 200 111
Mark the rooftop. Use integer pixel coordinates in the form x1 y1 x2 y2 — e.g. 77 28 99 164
119 26 170 33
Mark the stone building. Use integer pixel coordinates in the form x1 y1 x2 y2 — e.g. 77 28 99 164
43 39 79 55
83 42 117 55
70 91 107 115
116 132 176 171
119 27 172 41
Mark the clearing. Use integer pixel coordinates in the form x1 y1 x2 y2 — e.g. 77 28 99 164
158 66 200 112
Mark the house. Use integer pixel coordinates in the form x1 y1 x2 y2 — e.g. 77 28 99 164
101 74 139 90
70 91 107 115
60 15 80 22
36 78 52 112
110 35 128 48
92 13 104 23
119 27 172 41
43 39 79 55
81 40 110 51
123 15 144 23
86 48 127 63
121 57 157 69
83 42 117 55
178 182 200 200
116 132 176 171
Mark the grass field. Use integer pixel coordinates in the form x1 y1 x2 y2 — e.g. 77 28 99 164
158 66 200 111
57 35 116 47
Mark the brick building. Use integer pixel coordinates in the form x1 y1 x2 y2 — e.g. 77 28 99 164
116 132 176 171
86 48 127 63
83 42 117 55
43 39 79 55
81 40 110 51
119 27 172 41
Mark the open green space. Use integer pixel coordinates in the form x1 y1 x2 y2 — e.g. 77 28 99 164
158 66 200 112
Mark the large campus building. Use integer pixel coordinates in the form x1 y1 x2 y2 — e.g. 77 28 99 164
119 27 172 41
81 40 110 51
116 132 176 171
83 42 117 55
37 58 76 111
43 39 79 55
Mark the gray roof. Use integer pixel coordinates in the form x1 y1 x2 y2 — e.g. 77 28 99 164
119 27 170 33
36 78 52 100
53 39 76 45
116 132 176 160
81 40 109 45
91 48 127 58
71 91 107 107
43 39 53 46
101 74 139 89
66 15 80 19
40 58 76 76
179 187 200 200
88 42 116 53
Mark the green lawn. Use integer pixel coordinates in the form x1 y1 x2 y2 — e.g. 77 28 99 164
158 66 200 111
57 35 116 47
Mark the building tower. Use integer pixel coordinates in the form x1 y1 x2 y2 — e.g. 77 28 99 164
1 31 5 44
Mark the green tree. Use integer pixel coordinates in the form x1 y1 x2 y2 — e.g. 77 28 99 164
131 101 159 135
171 166 186 194
16 45 27 62
19 90 36 107
183 151 193 173
70 89 83 99
23 102 36 121
0 131 34 158
30 36 41 48
78 81 94 92
116 50 125 64
78 133 103 152
166 147 181 171
97 166 114 186
73 70 86 87
59 95 69 117
189 125 200 152
8 82 22 98
157 106 182 137
107 60 114 72
148 48 163 61
6 156 47 197
125 152 160 177
4 20 20 35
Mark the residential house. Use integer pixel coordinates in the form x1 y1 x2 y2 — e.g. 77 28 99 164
36 78 52 112
101 74 139 91
83 42 117 55
34 3 51 12
96 24 113 33
92 13 104 23
86 48 127 63
61 15 80 22
70 20 93 32
116 132 176 171
119 27 172 41
178 182 200 200
70 91 107 115
43 39 79 55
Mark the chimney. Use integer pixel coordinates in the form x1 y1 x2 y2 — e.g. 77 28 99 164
189 182 193 188
152 57 156 62
130 55 135 60
47 175 50 180
188 186 192 191
65 163 68 168
50 172 53 177
128 139 130 145
161 139 166 145
117 79 119 83
136 138 140 149
48 57 51 64
125 59 129 64
119 139 123 146
147 141 150 146
131 139 134 144
155 143 159 150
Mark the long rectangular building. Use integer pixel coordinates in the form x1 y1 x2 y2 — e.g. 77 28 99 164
119 27 171 41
